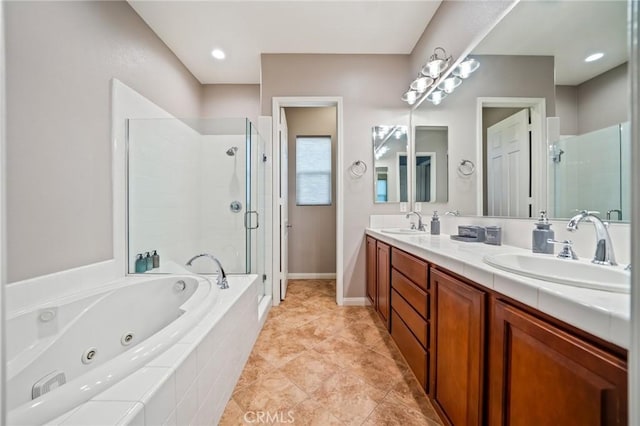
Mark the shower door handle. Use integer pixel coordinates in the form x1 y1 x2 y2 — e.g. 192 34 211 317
244 211 259 229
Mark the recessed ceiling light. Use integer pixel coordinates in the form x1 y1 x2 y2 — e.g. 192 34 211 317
211 49 225 60
584 53 604 62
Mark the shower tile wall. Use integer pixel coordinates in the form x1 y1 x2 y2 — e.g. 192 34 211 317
554 125 622 219
129 119 247 274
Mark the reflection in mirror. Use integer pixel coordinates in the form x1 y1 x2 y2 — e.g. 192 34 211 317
415 126 448 202
372 125 408 203
411 0 628 220
550 122 630 221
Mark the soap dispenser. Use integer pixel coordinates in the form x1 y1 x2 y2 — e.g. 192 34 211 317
430 211 440 235
135 254 146 273
532 210 554 254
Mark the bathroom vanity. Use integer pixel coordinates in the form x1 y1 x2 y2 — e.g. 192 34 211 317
365 230 628 426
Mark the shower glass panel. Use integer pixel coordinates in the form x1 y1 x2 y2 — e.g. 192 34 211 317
127 117 266 299
550 122 629 221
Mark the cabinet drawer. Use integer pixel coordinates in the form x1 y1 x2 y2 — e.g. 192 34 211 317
391 269 429 319
392 248 428 290
391 310 428 390
392 289 428 348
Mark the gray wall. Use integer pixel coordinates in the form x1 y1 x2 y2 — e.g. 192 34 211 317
555 85 578 135
415 126 448 203
577 62 628 134
201 84 260 125
556 63 628 136
5 1 202 282
285 107 337 274
261 53 411 298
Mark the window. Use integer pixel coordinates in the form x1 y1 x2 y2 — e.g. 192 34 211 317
296 136 332 205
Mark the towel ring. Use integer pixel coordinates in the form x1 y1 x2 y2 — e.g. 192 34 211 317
458 159 475 176
349 160 367 178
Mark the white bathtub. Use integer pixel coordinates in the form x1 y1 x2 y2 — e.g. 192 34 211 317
7 274 221 425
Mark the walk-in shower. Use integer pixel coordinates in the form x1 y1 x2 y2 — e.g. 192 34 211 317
126 118 269 299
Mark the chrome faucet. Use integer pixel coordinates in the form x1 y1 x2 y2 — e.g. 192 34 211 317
185 253 229 289
406 211 426 231
566 211 617 266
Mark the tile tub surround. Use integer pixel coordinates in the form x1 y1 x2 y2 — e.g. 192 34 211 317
220 280 443 426
48 275 260 426
366 228 630 349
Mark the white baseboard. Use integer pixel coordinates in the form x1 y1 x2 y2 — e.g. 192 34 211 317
342 297 371 306
287 273 336 280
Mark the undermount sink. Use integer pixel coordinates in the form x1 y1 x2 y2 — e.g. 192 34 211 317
483 253 630 293
381 228 427 235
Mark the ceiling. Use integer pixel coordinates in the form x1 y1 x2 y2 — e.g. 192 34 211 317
128 0 442 84
473 0 628 86
129 0 628 87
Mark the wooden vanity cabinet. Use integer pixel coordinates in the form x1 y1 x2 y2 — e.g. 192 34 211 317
365 236 377 307
376 241 391 328
389 248 430 390
431 268 486 426
366 236 391 328
489 300 628 426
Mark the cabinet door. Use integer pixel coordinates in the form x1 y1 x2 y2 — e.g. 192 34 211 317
366 236 377 307
490 300 628 426
432 269 485 426
376 241 391 328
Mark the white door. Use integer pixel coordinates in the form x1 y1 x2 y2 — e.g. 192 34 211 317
487 109 531 217
279 108 289 299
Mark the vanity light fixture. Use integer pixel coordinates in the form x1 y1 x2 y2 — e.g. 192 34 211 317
452 57 480 78
437 76 462 94
426 90 447 105
401 90 419 105
211 48 226 60
410 75 434 94
421 47 452 79
584 52 604 62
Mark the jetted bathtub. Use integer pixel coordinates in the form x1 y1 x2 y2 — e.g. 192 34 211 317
7 274 219 425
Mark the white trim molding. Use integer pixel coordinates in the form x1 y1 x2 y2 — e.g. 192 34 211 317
287 273 337 280
342 297 371 307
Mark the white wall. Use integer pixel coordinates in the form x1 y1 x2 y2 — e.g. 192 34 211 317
5 1 203 283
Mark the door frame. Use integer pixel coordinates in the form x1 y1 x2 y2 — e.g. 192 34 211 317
271 97 344 306
475 97 546 216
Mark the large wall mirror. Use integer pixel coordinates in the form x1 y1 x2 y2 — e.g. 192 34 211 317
372 125 409 203
411 0 628 221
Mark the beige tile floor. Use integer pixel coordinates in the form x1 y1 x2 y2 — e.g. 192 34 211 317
219 279 443 425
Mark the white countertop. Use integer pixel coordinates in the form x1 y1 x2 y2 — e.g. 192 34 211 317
366 228 630 350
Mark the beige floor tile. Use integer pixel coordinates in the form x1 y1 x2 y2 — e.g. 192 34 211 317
286 398 345 425
361 398 441 426
232 370 308 413
222 279 442 426
310 370 387 425
280 350 339 394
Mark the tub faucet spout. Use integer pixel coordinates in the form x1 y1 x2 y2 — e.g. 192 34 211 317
186 253 229 289
566 211 617 266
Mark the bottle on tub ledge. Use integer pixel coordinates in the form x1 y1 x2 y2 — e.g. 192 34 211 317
145 252 153 270
135 254 147 273
152 250 160 269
